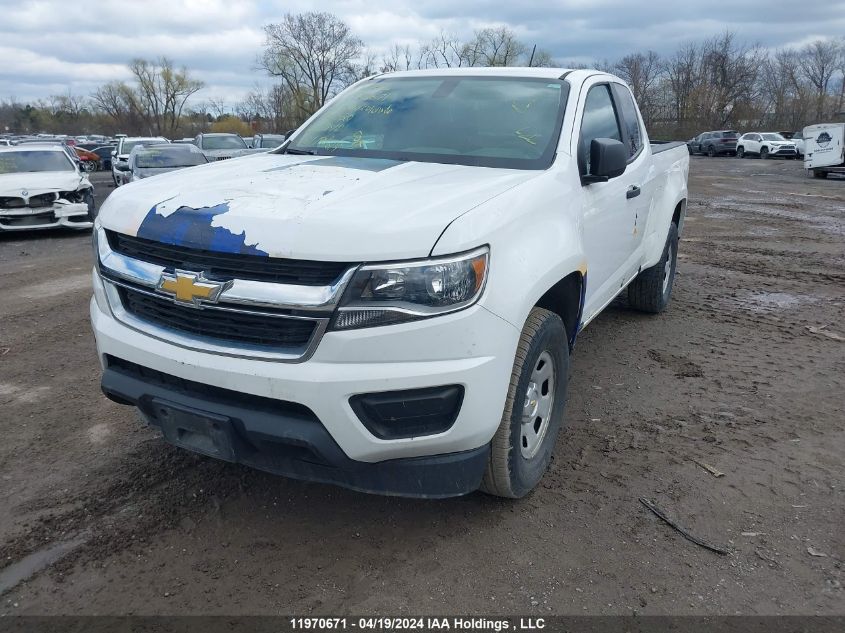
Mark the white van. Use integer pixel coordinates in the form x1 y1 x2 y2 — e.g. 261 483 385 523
803 123 845 178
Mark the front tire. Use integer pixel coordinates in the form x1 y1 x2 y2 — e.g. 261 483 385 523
707 145 716 157
84 189 97 222
481 307 569 498
628 222 679 314
813 170 828 179
760 147 769 159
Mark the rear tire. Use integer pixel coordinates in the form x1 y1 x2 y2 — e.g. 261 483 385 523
813 170 828 179
481 307 569 498
627 222 679 314
707 145 716 157
737 146 745 158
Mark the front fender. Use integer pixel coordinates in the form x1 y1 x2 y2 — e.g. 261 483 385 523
431 167 586 332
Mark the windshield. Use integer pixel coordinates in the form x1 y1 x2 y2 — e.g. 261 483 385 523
135 148 207 169
0 151 74 174
762 133 787 141
123 139 164 154
202 136 247 150
259 135 285 148
288 76 569 169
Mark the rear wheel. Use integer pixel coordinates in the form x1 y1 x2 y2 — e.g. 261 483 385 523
627 222 679 314
707 145 716 157
481 307 569 498
737 146 745 158
760 147 769 159
813 169 828 179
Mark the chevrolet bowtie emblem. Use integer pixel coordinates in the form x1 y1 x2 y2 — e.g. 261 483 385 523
156 270 228 307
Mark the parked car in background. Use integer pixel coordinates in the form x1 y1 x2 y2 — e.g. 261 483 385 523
736 133 797 159
74 147 101 172
252 134 287 149
92 146 116 171
803 123 845 179
688 130 739 156
779 131 806 156
112 137 169 186
193 133 247 161
92 68 689 498
126 144 208 183
17 140 82 168
0 145 95 231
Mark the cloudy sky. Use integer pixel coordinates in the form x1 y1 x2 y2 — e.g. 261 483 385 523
2 0 843 107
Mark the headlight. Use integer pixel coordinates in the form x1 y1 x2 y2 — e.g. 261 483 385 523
330 246 489 330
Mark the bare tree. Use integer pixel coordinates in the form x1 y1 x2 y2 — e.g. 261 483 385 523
381 44 416 72
91 81 141 131
527 48 558 68
260 12 363 119
421 32 468 68
614 51 662 126
465 27 526 67
129 57 204 136
799 39 841 119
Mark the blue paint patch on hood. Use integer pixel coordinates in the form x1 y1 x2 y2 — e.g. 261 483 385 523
137 202 268 256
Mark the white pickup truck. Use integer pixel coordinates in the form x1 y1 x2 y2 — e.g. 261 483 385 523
91 68 689 498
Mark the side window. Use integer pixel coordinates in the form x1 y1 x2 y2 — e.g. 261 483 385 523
611 84 643 159
579 84 622 175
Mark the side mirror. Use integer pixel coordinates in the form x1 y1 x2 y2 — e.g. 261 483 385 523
111 151 116 157
583 138 627 184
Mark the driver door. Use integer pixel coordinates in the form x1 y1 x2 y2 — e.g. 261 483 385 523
578 83 639 320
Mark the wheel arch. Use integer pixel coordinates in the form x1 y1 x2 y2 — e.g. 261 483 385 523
672 198 686 237
533 271 585 349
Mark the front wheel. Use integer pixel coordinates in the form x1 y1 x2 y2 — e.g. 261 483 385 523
760 147 769 159
481 307 569 498
813 170 828 179
707 145 716 157
628 222 679 314
84 189 97 222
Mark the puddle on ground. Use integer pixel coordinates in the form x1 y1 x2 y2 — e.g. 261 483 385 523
733 291 818 314
0 536 87 595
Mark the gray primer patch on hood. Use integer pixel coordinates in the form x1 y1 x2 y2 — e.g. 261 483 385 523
263 156 402 173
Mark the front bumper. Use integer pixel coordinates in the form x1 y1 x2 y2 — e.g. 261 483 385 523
91 270 519 492
769 147 797 156
0 202 91 231
101 356 489 497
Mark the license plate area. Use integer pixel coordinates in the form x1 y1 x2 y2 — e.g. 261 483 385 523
148 399 237 461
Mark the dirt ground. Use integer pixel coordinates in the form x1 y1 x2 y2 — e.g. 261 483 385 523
0 158 843 616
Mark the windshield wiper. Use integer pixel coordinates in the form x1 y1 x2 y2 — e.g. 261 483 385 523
285 147 315 155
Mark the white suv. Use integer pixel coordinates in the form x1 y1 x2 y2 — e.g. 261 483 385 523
736 133 797 159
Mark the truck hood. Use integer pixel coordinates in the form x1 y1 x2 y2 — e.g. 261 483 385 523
99 153 539 261
0 171 87 196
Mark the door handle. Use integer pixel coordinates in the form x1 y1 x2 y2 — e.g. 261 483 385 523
626 185 641 199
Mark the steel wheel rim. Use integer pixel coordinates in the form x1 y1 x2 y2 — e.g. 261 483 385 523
663 242 673 294
520 350 555 459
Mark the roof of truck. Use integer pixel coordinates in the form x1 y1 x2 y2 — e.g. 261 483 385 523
375 67 578 80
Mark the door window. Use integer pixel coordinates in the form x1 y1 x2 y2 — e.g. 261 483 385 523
611 84 643 159
579 85 623 175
